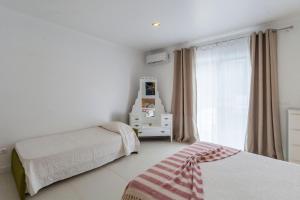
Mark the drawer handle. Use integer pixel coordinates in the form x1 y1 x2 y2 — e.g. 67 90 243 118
135 118 139 120
134 125 140 127
164 118 169 120
164 124 168 126
161 131 165 133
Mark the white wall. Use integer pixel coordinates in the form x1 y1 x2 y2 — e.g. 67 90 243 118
276 16 300 159
144 15 300 159
1 5 299 173
141 51 174 113
0 6 143 171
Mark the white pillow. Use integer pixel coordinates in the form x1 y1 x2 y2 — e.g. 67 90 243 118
100 121 133 134
99 121 140 155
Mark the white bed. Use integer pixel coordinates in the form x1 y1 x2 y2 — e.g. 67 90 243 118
15 126 140 196
201 151 300 200
122 142 300 200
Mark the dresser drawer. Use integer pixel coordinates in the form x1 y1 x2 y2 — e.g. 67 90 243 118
289 113 300 130
161 114 172 122
140 127 162 137
289 131 300 145
290 145 300 162
161 121 172 128
131 123 141 129
130 115 141 123
160 129 171 136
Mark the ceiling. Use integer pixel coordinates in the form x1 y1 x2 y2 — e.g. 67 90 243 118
1 0 300 51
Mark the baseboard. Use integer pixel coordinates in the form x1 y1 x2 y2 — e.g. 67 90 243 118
0 165 10 174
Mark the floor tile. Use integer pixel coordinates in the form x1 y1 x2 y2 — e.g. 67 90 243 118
0 173 19 200
27 179 81 200
68 167 127 200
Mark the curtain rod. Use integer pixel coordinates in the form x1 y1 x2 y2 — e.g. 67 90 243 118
194 25 294 49
272 25 294 31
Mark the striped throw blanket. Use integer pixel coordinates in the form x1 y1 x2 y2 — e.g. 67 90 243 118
122 142 240 200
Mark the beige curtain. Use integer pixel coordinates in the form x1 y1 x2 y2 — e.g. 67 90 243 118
247 30 284 160
171 48 198 143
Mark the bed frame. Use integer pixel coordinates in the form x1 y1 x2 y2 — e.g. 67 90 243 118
11 149 26 200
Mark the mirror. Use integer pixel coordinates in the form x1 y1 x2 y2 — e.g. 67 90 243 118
130 77 166 127
145 82 155 96
142 98 155 118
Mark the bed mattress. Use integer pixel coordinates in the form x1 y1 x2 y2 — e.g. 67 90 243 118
122 142 300 200
201 151 300 200
15 127 127 196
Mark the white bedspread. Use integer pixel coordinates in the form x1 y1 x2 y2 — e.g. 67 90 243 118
15 127 140 196
201 151 300 200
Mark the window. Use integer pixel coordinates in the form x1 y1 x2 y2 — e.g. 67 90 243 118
196 38 251 150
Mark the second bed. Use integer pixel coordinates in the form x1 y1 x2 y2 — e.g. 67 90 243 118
12 123 140 199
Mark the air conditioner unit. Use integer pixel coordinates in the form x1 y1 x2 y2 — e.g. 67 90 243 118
146 51 169 64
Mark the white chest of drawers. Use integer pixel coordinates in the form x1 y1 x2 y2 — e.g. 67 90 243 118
288 109 300 164
129 113 173 142
129 77 173 142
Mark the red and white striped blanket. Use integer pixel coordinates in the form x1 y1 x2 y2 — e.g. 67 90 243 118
122 142 240 200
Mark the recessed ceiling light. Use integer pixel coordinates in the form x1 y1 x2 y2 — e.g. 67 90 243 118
152 22 161 27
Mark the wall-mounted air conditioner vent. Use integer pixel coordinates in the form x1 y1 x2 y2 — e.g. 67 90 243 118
146 51 169 64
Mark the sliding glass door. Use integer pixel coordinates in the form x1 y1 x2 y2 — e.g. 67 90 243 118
196 38 251 150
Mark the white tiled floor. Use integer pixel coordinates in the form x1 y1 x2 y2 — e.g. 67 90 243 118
0 141 187 200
